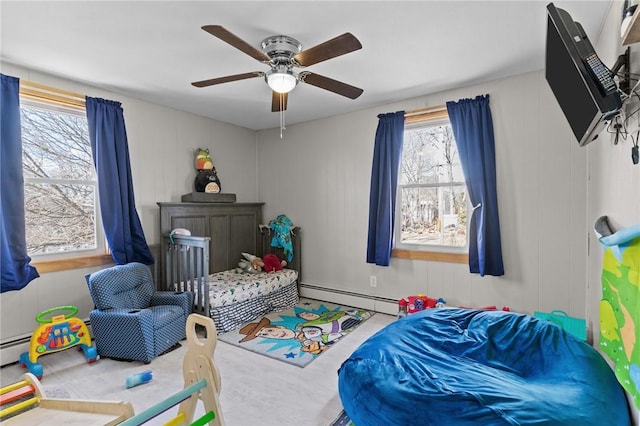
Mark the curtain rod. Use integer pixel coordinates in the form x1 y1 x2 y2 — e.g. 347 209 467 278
20 79 85 109
404 105 447 116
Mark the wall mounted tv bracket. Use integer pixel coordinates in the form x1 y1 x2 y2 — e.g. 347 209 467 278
610 47 639 165
611 47 631 96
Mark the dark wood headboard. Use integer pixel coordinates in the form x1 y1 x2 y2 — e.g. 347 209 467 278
157 202 264 284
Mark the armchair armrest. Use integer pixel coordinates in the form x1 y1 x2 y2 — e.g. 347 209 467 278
90 308 154 330
151 291 194 315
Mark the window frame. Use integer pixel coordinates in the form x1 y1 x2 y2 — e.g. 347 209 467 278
392 107 469 264
19 82 112 272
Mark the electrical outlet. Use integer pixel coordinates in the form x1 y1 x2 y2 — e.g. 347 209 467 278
370 275 377 287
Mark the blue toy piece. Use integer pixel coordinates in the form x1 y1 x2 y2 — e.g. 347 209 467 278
19 306 97 379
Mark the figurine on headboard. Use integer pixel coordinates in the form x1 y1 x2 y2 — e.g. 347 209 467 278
194 148 222 193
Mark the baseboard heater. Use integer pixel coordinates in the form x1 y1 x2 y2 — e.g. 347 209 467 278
1 334 32 350
1 334 34 367
299 283 398 315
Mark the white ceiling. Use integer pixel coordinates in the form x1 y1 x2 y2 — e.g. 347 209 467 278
1 1 613 131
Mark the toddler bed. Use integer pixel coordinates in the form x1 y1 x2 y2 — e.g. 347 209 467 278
162 226 301 333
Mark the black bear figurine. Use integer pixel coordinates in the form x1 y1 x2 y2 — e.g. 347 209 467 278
194 169 221 193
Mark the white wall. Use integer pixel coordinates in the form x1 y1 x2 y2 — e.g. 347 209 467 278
0 64 258 365
257 69 589 320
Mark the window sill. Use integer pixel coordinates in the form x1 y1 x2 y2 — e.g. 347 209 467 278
391 249 468 264
32 254 113 273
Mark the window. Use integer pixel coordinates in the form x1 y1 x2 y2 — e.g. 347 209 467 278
20 96 104 259
395 110 468 255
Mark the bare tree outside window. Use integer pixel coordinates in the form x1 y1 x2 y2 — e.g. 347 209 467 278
21 102 98 255
399 120 467 248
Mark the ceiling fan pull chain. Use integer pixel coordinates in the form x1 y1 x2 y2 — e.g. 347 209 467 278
280 93 286 138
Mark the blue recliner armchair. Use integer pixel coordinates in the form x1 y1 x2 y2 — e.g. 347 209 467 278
86 262 194 363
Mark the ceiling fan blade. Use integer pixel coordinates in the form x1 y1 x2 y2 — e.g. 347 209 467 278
299 72 363 99
202 25 271 63
192 72 264 88
293 33 362 67
271 91 288 112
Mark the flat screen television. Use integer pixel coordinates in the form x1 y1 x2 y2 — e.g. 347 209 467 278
546 2 622 146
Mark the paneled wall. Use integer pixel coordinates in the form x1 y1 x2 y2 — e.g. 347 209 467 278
257 70 589 319
0 64 258 365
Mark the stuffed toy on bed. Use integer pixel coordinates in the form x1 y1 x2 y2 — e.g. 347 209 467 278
263 254 287 273
236 252 264 273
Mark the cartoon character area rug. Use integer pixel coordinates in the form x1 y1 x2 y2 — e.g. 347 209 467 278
330 410 354 426
218 298 374 367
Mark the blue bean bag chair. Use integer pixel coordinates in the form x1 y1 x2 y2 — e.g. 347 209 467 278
338 308 631 425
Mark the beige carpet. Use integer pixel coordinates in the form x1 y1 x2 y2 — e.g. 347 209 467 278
0 310 395 426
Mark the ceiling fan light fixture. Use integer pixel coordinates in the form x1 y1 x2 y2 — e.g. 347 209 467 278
266 71 297 93
194 26 364 111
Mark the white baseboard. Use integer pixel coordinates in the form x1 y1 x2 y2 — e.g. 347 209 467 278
299 283 398 316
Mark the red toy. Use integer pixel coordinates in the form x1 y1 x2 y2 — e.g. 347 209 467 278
407 294 437 313
262 254 287 273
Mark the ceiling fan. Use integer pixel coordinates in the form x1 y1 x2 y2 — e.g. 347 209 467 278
191 25 364 113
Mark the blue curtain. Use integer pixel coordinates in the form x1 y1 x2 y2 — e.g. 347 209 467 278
366 111 405 266
446 95 504 276
86 97 153 265
1 74 39 292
